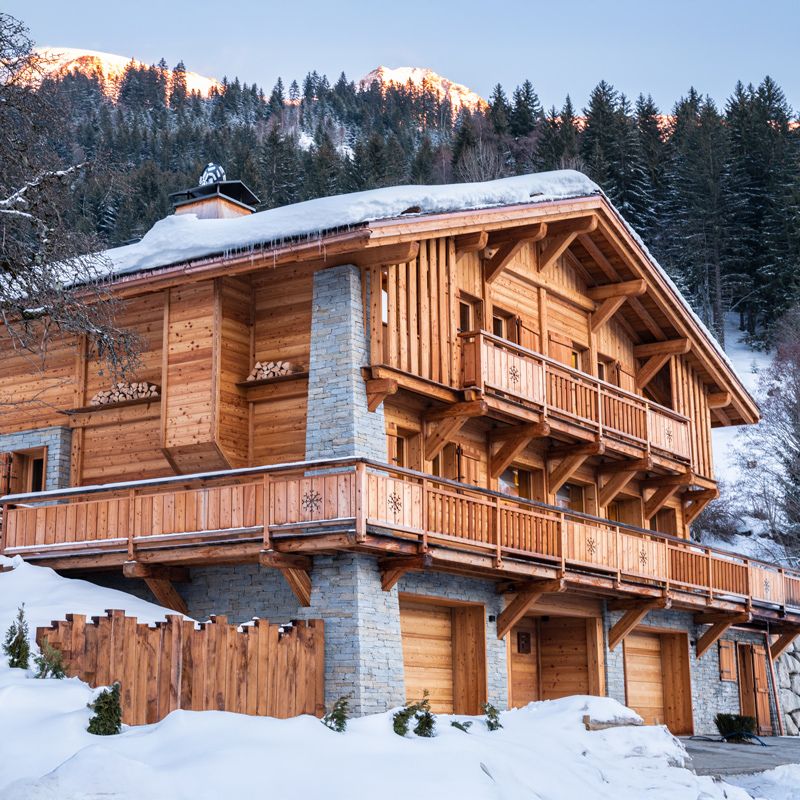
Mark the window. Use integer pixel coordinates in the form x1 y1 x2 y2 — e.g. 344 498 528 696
492 307 519 344
388 429 420 471
498 466 532 500
719 640 737 682
597 356 619 385
651 507 678 537
431 443 459 481
458 295 481 333
555 483 584 513
5 448 47 494
607 498 644 528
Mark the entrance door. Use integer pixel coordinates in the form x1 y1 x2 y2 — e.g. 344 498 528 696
738 643 773 735
399 597 486 714
624 629 693 734
509 618 539 707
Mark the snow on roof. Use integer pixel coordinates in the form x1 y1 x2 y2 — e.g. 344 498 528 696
101 170 600 277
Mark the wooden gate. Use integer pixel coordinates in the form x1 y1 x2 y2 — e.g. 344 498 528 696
37 611 325 725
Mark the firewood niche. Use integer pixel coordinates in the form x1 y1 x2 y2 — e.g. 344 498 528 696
89 381 160 407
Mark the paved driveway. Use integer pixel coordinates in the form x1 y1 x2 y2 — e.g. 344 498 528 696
682 736 800 776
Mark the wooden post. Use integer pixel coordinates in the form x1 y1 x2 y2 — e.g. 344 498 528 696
355 461 366 542
1 503 8 554
559 512 566 576
494 494 502 566
421 477 429 553
127 489 135 560
707 550 714 601
262 474 271 549
615 525 621 584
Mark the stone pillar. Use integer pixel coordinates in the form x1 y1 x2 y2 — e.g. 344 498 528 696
305 264 387 462
0 426 72 490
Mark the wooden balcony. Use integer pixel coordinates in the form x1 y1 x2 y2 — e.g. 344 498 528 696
1 458 797 625
461 331 693 465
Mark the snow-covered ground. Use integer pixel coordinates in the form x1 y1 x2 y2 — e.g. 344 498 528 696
0 555 797 799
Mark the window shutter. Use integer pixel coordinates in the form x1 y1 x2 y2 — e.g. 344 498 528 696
0 452 11 496
719 640 737 682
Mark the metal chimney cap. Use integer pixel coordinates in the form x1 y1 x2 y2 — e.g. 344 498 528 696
200 163 226 185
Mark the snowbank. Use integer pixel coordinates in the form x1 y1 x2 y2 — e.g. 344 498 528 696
0 557 790 798
101 170 600 277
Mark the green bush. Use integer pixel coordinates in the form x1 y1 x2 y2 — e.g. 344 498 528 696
34 639 66 679
87 682 122 735
322 696 349 732
3 605 30 670
715 713 756 740
450 719 473 733
393 690 436 737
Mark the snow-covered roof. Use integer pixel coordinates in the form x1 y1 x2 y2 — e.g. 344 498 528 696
101 170 600 277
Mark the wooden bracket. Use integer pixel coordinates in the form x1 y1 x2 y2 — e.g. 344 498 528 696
598 469 639 508
366 377 398 412
496 578 565 639
483 240 525 283
642 471 694 489
547 439 605 494
771 631 800 661
599 456 652 476
350 241 420 268
143 578 189 615
489 422 550 479
607 599 662 650
260 550 313 607
424 400 487 461
644 484 681 520
538 216 597 274
455 230 488 255
636 353 671 390
694 611 752 625
379 553 433 591
683 487 718 524
708 391 732 409
122 561 190 583
590 295 628 332
634 339 691 390
696 622 734 658
587 279 647 302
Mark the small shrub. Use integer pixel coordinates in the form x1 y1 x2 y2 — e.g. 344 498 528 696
392 704 416 736
483 701 503 731
413 691 436 738
715 713 756 741
34 639 66 679
322 695 350 732
87 682 122 735
3 605 30 669
451 720 473 733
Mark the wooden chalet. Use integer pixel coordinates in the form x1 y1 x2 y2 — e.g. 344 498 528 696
0 168 792 734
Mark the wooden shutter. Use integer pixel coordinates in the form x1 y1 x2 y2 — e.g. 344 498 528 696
0 452 11 496
752 644 773 735
719 640 737 682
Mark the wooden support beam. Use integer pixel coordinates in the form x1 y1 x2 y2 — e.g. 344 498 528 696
696 621 734 658
607 600 661 650
590 295 628 333
489 422 551 479
683 488 718 524
423 400 488 461
379 553 433 591
549 454 590 495
538 216 598 274
365 378 398 412
633 338 692 358
771 631 800 661
636 353 671 390
586 279 647 301
608 596 671 611
487 222 548 247
708 391 732 409
260 550 313 607
644 484 680 520
548 439 606 460
350 241 419 268
123 561 190 583
599 456 652 475
496 578 565 639
642 471 694 489
712 406 733 426
455 230 488 254
694 611 751 625
598 469 639 507
489 421 551 443
143 578 189 615
483 240 526 283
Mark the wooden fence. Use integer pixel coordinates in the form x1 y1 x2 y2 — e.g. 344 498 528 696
36 611 324 725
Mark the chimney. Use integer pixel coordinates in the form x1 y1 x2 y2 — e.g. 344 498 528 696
169 163 260 219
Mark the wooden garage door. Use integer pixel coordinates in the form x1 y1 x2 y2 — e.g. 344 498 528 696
400 600 455 713
540 617 591 700
624 631 665 725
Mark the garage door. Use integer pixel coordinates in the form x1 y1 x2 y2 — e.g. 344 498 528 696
400 599 455 713
624 631 665 725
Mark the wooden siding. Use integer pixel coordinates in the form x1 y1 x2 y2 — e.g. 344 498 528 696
672 355 714 480
37 612 324 724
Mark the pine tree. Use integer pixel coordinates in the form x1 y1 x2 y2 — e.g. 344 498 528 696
581 80 619 188
169 61 188 110
3 605 30 669
487 84 510 136
410 135 434 183
34 639 66 679
509 80 541 137
87 682 123 735
322 695 349 732
483 702 503 731
268 78 285 118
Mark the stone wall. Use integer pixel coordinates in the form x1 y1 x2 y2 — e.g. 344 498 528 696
0 426 72 490
605 607 776 734
775 640 800 734
304 264 387 462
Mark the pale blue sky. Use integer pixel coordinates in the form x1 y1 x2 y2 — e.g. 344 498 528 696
9 0 799 112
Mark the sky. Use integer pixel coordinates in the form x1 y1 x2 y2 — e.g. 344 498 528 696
7 0 800 112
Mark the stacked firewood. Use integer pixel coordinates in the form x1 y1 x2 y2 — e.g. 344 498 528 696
247 360 295 381
89 381 160 406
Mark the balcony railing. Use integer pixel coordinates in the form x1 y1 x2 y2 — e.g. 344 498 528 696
461 331 692 463
1 458 797 614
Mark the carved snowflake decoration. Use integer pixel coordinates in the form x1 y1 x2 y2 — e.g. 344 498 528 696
301 489 322 513
764 577 771 597
665 426 674 446
388 492 403 514
639 548 648 568
509 365 520 385
586 537 597 556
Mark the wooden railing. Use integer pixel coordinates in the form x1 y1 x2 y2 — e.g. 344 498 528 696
2 458 796 613
461 331 692 462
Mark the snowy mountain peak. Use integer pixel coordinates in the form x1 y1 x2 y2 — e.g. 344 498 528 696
359 66 486 112
33 47 221 98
